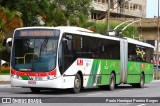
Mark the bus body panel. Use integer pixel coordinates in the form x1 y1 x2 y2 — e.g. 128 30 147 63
11 76 63 88
62 58 120 88
127 61 153 84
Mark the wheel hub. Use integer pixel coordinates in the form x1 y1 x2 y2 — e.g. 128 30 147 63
75 78 80 89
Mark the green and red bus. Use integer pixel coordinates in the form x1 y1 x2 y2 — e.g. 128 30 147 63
10 26 154 93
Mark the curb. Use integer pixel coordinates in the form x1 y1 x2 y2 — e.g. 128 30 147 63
0 81 10 84
152 80 160 82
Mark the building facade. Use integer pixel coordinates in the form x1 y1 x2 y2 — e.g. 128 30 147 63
91 0 147 20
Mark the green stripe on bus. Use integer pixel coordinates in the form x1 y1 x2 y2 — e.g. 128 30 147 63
87 60 100 86
21 76 29 80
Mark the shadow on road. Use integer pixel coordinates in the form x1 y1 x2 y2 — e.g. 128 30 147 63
13 84 149 95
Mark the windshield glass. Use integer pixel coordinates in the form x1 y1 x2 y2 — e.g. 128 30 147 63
12 38 58 72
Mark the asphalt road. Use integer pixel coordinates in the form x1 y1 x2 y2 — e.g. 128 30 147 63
0 80 160 106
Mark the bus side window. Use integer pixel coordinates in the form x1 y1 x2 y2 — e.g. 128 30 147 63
62 34 74 71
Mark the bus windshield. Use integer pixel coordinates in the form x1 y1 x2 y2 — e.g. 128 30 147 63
12 38 58 72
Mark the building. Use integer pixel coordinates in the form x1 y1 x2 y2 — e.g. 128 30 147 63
91 0 147 20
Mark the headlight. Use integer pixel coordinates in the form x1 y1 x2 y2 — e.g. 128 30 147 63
12 74 19 79
47 75 56 80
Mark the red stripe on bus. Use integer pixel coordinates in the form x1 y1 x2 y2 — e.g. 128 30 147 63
11 69 56 77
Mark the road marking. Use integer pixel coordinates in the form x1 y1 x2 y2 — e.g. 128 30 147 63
136 104 146 106
87 93 102 96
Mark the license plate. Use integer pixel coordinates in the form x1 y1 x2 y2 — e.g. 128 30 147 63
35 76 42 80
28 80 36 85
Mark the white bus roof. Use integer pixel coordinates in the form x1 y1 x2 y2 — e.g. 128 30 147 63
55 26 121 41
15 26 121 41
125 37 155 49
15 26 155 48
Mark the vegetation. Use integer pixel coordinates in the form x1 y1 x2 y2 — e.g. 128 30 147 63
94 21 143 40
0 0 93 66
57 0 92 25
0 0 141 38
0 0 142 67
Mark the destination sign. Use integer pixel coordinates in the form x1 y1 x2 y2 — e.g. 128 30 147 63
14 29 60 37
21 30 54 36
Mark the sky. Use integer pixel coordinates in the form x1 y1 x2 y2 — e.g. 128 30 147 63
146 0 158 18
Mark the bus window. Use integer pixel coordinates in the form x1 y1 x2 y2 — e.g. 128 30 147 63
12 38 58 72
62 34 74 71
128 43 153 63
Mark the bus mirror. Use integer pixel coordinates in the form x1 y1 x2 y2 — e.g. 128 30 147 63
62 38 68 50
63 38 68 41
6 38 12 53
63 38 68 45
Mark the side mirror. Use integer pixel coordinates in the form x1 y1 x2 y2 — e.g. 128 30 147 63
62 38 68 50
63 38 69 45
6 38 12 53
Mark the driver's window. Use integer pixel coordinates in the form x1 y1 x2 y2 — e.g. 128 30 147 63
15 39 34 64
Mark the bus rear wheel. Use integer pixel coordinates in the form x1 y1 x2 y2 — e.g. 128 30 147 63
30 87 40 93
138 73 145 88
71 73 81 94
132 74 145 88
108 73 115 90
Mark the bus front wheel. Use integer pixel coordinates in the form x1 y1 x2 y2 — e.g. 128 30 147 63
71 73 81 94
108 73 115 90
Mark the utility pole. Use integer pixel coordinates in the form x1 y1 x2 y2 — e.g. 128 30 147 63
156 0 160 80
119 0 122 17
107 0 110 32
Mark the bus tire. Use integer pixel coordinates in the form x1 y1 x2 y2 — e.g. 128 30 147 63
72 73 81 94
132 74 145 88
108 73 115 90
138 73 145 88
30 88 40 93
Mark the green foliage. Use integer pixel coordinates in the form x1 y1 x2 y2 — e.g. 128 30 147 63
57 0 92 25
39 0 67 26
0 0 142 40
0 69 10 75
0 44 5 52
94 21 140 39
58 0 92 17
69 13 95 28
0 0 40 26
94 21 107 35
0 0 92 26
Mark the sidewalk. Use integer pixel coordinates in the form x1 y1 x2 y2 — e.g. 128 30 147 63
0 75 10 84
0 75 10 81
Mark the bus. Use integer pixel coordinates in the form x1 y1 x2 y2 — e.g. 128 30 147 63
10 26 154 93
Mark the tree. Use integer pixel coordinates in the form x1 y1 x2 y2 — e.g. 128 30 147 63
57 0 92 25
0 0 41 26
94 21 140 39
39 0 67 26
0 7 23 65
0 7 23 39
69 13 95 30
